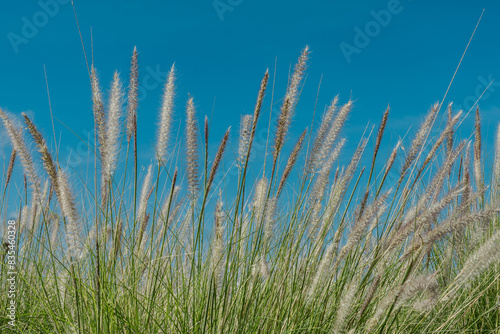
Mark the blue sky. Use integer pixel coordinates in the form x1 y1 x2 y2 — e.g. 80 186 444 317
1 0 500 206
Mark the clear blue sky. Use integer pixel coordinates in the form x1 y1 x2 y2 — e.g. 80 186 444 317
1 0 500 199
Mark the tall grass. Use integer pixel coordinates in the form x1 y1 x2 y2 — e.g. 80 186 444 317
1 47 499 333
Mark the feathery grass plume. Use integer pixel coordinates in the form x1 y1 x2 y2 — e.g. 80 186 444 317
19 205 29 235
204 115 209 145
263 197 277 248
0 108 41 202
307 200 323 240
58 169 82 260
383 141 400 180
112 220 123 260
91 66 106 154
399 103 439 182
246 70 269 159
450 229 500 290
156 64 176 162
277 129 307 196
138 213 151 256
370 106 389 172
251 255 270 280
473 107 482 189
336 150 357 186
5 149 16 189
462 142 471 188
494 122 500 191
22 113 60 200
273 46 310 162
249 255 269 281
253 177 268 224
356 188 370 222
455 173 472 251
446 103 454 156
91 65 106 135
304 96 339 175
105 225 112 243
101 72 124 203
126 46 139 143
211 197 225 291
238 114 252 166
137 164 153 249
259 256 270 279
333 272 361 333
317 100 352 167
206 127 230 194
204 116 209 171
427 141 466 203
185 97 199 199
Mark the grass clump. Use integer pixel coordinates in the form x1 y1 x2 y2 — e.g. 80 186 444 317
1 47 499 333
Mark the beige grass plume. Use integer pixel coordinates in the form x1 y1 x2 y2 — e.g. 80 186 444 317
185 97 199 199
304 96 339 176
91 66 106 156
473 107 482 189
156 64 176 162
273 46 309 163
22 113 60 200
101 72 124 203
399 103 439 182
126 46 139 143
448 227 500 295
5 149 16 190
238 115 253 166
493 122 500 192
317 100 352 168
246 70 269 162
58 169 82 260
206 127 230 194
253 177 268 225
0 109 41 202
277 129 307 197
